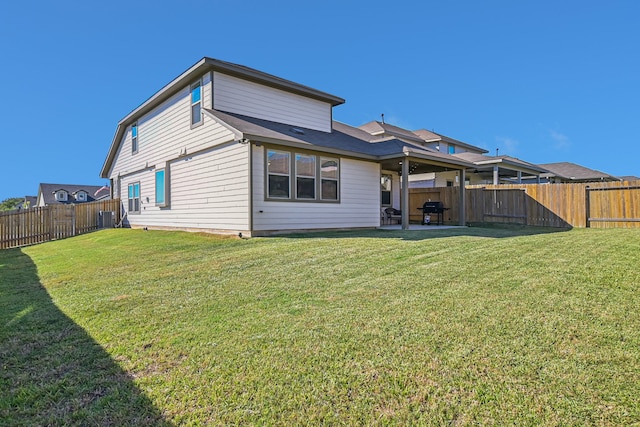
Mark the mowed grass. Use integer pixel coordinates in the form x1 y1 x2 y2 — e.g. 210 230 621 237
2 226 640 425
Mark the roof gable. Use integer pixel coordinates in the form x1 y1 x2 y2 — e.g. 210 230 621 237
101 57 345 178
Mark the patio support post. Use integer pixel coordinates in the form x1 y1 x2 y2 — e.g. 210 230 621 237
493 165 499 185
401 158 409 230
517 171 522 183
459 169 466 226
536 175 541 184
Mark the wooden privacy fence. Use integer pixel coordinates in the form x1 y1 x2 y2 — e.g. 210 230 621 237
586 185 640 227
409 181 640 229
0 199 121 249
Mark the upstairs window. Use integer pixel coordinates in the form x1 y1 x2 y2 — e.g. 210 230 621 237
75 191 87 202
190 81 202 126
448 144 455 154
128 182 140 213
132 123 138 154
55 190 68 202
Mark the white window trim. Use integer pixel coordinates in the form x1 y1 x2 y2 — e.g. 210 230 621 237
128 182 141 214
132 122 138 154
55 191 68 202
155 163 170 208
190 80 203 128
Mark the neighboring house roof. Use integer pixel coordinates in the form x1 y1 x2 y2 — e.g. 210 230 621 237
16 196 37 210
202 109 475 171
454 152 548 175
413 129 489 154
538 162 620 182
359 121 426 144
619 175 640 181
358 121 488 154
101 57 345 178
37 183 110 205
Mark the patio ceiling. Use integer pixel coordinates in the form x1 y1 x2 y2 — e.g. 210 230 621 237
379 157 468 175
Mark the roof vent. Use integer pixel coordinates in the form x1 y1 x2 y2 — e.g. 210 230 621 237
290 127 305 135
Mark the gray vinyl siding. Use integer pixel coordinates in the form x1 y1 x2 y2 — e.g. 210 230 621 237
251 146 380 231
213 72 332 132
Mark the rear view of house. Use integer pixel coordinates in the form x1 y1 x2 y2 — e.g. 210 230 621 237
101 58 472 235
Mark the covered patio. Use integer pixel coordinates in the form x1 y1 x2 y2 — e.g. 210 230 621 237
379 149 475 230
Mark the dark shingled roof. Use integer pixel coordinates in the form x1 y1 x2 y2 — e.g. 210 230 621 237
358 121 426 143
413 129 488 153
358 122 488 154
203 109 475 169
538 162 620 182
38 183 110 205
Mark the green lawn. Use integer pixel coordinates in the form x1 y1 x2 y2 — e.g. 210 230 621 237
2 226 640 425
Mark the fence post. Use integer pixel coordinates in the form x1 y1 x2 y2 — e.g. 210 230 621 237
523 189 528 226
585 186 591 228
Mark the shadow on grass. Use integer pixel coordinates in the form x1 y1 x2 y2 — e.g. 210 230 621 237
0 248 172 426
279 224 571 241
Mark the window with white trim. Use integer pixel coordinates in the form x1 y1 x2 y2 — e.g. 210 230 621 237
75 191 87 202
155 168 169 207
190 81 202 126
128 182 140 213
132 123 138 154
55 191 68 202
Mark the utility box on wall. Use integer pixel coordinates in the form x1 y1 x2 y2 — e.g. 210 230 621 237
98 211 115 228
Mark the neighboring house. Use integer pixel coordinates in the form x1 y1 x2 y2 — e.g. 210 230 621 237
535 162 621 184
358 121 547 186
100 57 475 235
16 196 37 210
619 175 640 182
453 152 548 185
36 183 111 207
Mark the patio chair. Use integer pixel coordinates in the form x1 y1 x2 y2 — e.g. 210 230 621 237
384 207 402 224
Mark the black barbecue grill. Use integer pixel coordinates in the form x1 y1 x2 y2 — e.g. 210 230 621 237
417 201 449 225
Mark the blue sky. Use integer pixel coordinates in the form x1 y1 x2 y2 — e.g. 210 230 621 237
1 1 639 201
